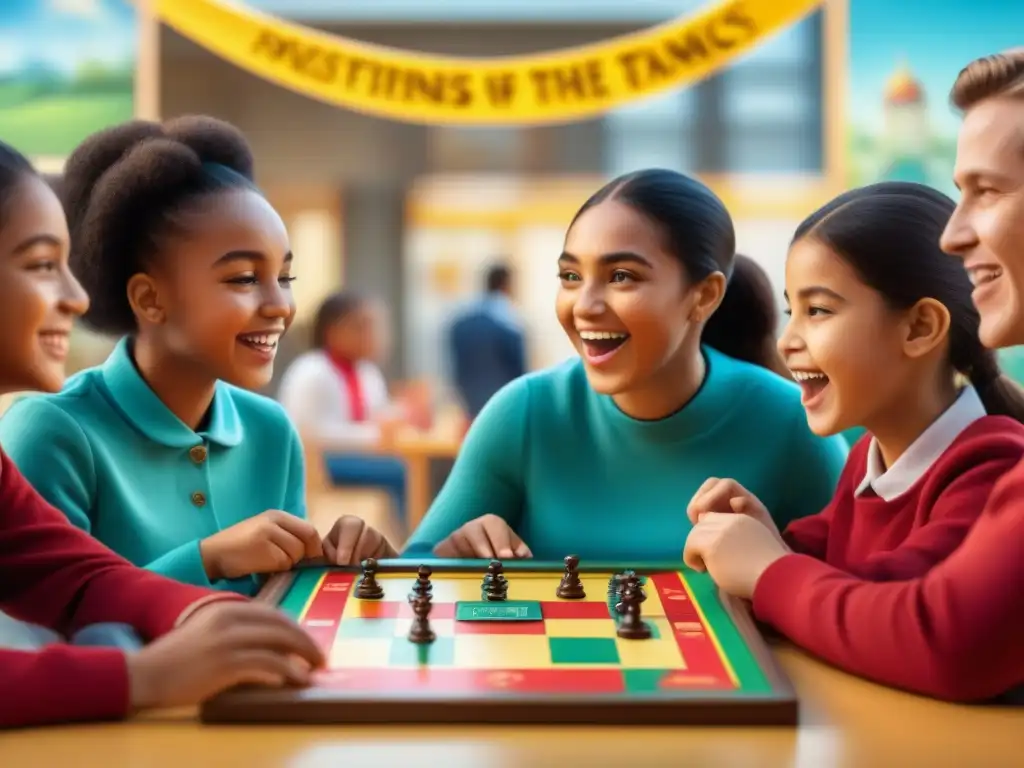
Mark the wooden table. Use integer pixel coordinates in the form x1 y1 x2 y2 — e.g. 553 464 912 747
4 646 1019 767
388 429 462 530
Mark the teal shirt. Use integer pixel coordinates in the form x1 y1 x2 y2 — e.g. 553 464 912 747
0 337 306 595
407 348 848 561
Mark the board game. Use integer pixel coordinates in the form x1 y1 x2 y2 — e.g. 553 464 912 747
199 558 797 725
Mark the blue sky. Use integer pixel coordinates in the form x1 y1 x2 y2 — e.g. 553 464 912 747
850 0 1024 136
0 0 135 75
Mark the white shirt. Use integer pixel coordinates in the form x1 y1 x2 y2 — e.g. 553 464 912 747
855 385 987 501
277 350 392 449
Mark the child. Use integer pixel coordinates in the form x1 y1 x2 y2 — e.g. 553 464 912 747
684 181 1024 700
0 117 395 595
278 291 408 521
0 139 324 728
404 169 849 561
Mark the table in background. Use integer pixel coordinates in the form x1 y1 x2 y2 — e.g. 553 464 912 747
3 646 1019 768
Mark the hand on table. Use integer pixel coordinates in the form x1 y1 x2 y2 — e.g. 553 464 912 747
433 514 532 559
323 515 398 565
687 477 783 539
200 510 323 581
126 601 324 711
682 512 790 599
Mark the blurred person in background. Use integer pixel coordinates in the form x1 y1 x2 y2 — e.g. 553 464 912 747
448 262 527 419
279 291 414 523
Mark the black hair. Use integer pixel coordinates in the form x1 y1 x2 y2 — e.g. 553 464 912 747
485 263 511 293
60 116 258 336
312 290 368 349
0 140 40 229
570 168 781 372
793 180 1024 422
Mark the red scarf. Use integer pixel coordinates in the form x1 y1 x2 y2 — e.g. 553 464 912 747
327 353 367 422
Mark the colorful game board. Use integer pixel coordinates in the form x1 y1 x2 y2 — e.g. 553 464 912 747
199 559 796 725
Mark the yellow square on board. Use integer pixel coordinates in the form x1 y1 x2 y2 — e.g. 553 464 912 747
453 634 551 669
544 618 617 638
507 573 612 602
615 634 685 670
330 638 391 668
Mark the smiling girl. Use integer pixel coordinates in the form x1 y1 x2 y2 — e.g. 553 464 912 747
405 169 848 561
0 139 325 728
684 181 1024 697
0 118 395 595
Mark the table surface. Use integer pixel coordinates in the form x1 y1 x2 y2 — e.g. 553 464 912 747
2 646 1019 768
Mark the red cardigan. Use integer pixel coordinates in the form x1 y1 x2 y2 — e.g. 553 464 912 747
754 417 1024 701
0 450 231 728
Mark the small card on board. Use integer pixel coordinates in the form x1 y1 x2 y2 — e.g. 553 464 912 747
455 601 542 621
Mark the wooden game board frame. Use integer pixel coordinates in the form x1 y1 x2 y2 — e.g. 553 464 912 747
200 559 798 726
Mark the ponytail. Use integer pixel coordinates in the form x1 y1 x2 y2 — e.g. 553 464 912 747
703 254 789 376
965 349 1024 422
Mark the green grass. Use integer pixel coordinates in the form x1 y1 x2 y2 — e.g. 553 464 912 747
0 92 134 156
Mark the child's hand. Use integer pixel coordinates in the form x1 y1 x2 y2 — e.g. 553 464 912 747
687 478 779 534
323 515 397 565
433 514 532 560
200 511 323 581
127 601 324 711
682 513 790 599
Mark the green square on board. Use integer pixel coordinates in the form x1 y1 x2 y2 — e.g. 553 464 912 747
455 600 542 621
549 637 620 665
389 636 455 667
338 618 396 639
622 669 675 694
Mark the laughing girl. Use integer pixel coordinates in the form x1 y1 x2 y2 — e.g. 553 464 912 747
683 182 1024 690
0 118 396 595
405 169 848 561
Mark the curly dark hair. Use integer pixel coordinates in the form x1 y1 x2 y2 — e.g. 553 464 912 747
61 115 257 335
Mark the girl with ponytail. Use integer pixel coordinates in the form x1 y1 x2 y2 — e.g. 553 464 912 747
684 182 1024 693
407 169 849 561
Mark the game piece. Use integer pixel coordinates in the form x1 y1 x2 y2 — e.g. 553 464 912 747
407 593 435 644
412 564 433 599
482 559 508 601
616 578 651 640
355 557 385 599
556 554 586 599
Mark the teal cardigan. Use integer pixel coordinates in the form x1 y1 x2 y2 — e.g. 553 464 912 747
407 348 849 561
0 338 307 595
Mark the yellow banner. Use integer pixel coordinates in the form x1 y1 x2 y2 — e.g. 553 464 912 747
155 0 823 126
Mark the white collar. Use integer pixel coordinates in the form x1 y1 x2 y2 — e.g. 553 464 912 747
855 386 987 501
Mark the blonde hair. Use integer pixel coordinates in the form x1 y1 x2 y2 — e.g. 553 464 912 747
950 48 1024 111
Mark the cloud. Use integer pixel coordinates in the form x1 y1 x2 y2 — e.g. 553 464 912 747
47 0 106 20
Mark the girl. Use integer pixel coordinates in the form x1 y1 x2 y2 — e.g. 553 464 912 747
405 169 848 561
0 139 323 728
0 117 395 595
278 290 409 521
684 181 1024 699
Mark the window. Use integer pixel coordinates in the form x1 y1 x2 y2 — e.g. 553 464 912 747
599 11 825 176
602 89 697 174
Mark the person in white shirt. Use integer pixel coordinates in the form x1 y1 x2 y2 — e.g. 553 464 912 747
278 291 407 521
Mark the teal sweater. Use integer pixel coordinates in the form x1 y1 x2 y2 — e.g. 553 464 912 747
407 348 848 561
0 338 306 595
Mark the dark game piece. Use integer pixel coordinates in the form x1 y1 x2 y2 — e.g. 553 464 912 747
407 593 435 644
556 555 586 599
482 559 508 601
616 577 652 640
355 557 385 600
412 564 433 599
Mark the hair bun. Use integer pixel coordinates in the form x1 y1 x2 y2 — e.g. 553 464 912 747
164 115 254 181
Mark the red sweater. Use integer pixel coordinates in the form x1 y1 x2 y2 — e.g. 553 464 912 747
754 417 1024 701
0 450 232 728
